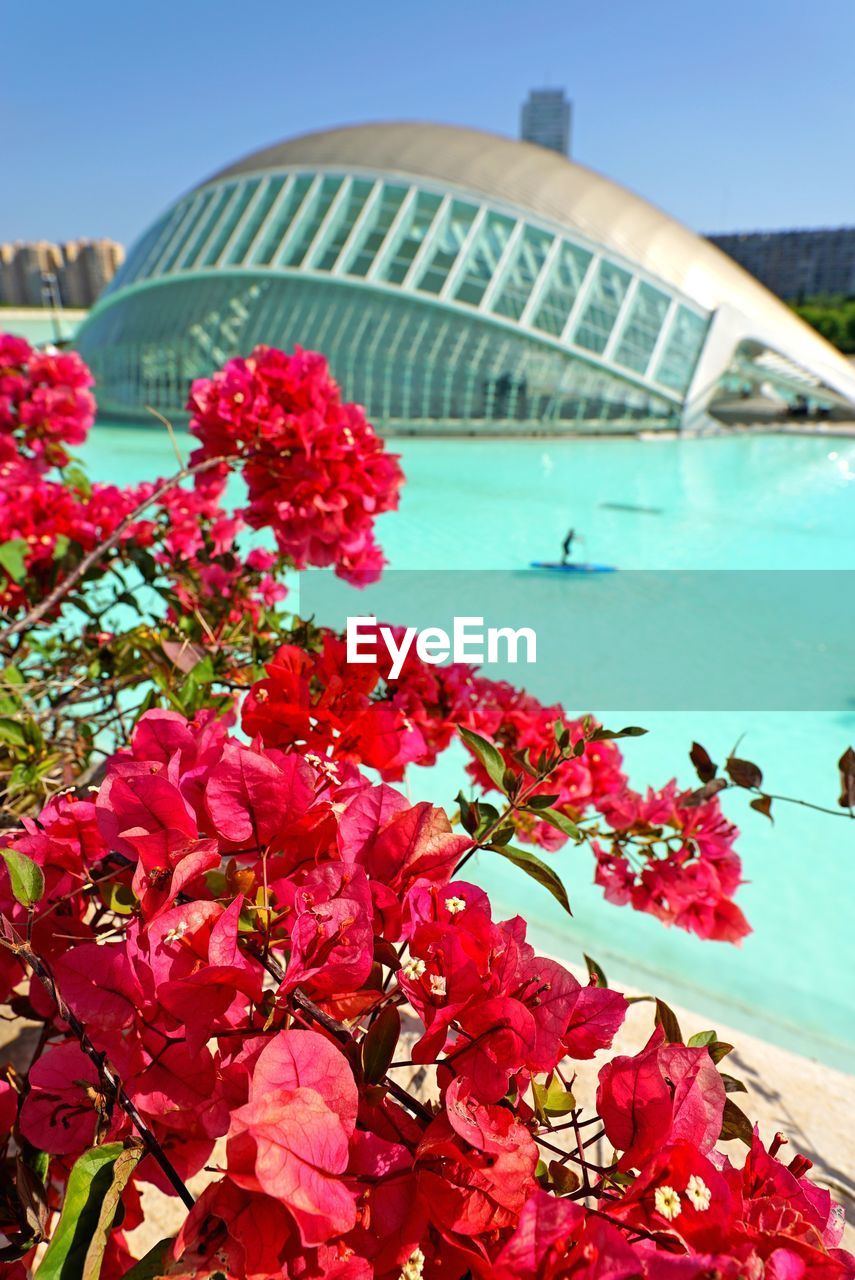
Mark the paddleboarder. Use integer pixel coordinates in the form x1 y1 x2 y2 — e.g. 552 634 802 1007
560 528 576 565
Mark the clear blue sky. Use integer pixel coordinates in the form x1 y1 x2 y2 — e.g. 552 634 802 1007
6 0 855 248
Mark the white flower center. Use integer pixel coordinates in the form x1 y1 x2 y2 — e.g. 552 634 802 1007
654 1185 682 1221
429 974 447 997
400 958 426 981
445 896 466 914
163 920 189 945
399 1247 425 1280
686 1174 711 1211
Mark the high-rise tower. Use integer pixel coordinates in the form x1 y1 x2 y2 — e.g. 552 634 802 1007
520 88 572 157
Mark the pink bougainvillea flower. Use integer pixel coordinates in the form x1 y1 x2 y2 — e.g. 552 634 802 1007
492 1189 642 1280
187 345 403 585
596 1028 726 1172
339 790 471 894
53 941 143 1032
96 764 199 865
279 862 374 996
19 1041 103 1154
205 742 317 850
228 1030 358 1244
416 1104 538 1242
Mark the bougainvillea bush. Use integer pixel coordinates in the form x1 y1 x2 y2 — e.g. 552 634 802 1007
0 334 851 1279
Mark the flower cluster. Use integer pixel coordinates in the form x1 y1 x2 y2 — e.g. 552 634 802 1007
0 331 750 949
0 706 850 1279
242 632 478 780
492 1123 851 1280
243 636 750 942
0 335 144 612
0 334 95 467
136 477 288 629
0 336 404 626
461 676 628 842
454 677 750 942
0 336 847 1278
595 781 750 942
187 345 404 584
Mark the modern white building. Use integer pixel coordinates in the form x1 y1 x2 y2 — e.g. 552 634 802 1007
75 123 855 432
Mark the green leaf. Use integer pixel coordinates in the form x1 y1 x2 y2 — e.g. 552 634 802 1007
590 725 648 741
687 1030 717 1048
81 1142 145 1280
458 726 507 792
489 824 515 847
720 1072 748 1095
118 1239 174 1280
35 1140 143 1280
0 716 28 747
1 847 45 908
525 793 560 810
494 844 571 915
0 539 28 584
361 1005 400 1085
52 534 71 562
538 807 580 840
471 800 500 836
584 953 608 988
547 1160 581 1194
455 790 476 834
654 998 683 1044
532 1075 576 1117
22 716 45 751
708 1040 734 1064
97 879 138 916
64 466 93 499
175 654 215 712
719 1098 753 1146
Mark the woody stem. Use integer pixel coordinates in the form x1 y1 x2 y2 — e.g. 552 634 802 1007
0 913 194 1210
0 452 235 647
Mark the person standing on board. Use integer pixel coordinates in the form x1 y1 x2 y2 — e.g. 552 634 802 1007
561 528 576 565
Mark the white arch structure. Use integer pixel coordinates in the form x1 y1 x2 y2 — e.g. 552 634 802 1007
77 123 855 431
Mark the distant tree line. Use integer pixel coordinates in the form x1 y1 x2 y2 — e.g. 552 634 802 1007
791 295 855 354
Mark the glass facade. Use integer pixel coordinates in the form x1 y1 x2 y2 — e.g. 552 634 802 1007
492 226 553 321
377 191 443 285
413 200 478 294
531 242 592 337
614 283 671 375
80 274 678 430
655 306 709 392
452 211 516 306
82 164 713 429
574 261 632 354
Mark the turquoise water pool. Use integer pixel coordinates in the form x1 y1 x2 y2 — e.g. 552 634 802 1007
81 427 855 1069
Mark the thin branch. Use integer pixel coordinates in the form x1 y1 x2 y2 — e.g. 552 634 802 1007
453 743 585 876
0 913 194 1210
249 944 433 1125
755 790 854 820
0 453 234 646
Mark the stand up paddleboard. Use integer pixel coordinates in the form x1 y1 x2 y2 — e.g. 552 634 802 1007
530 561 617 574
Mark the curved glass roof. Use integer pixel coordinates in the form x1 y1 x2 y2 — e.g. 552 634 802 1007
105 168 710 399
